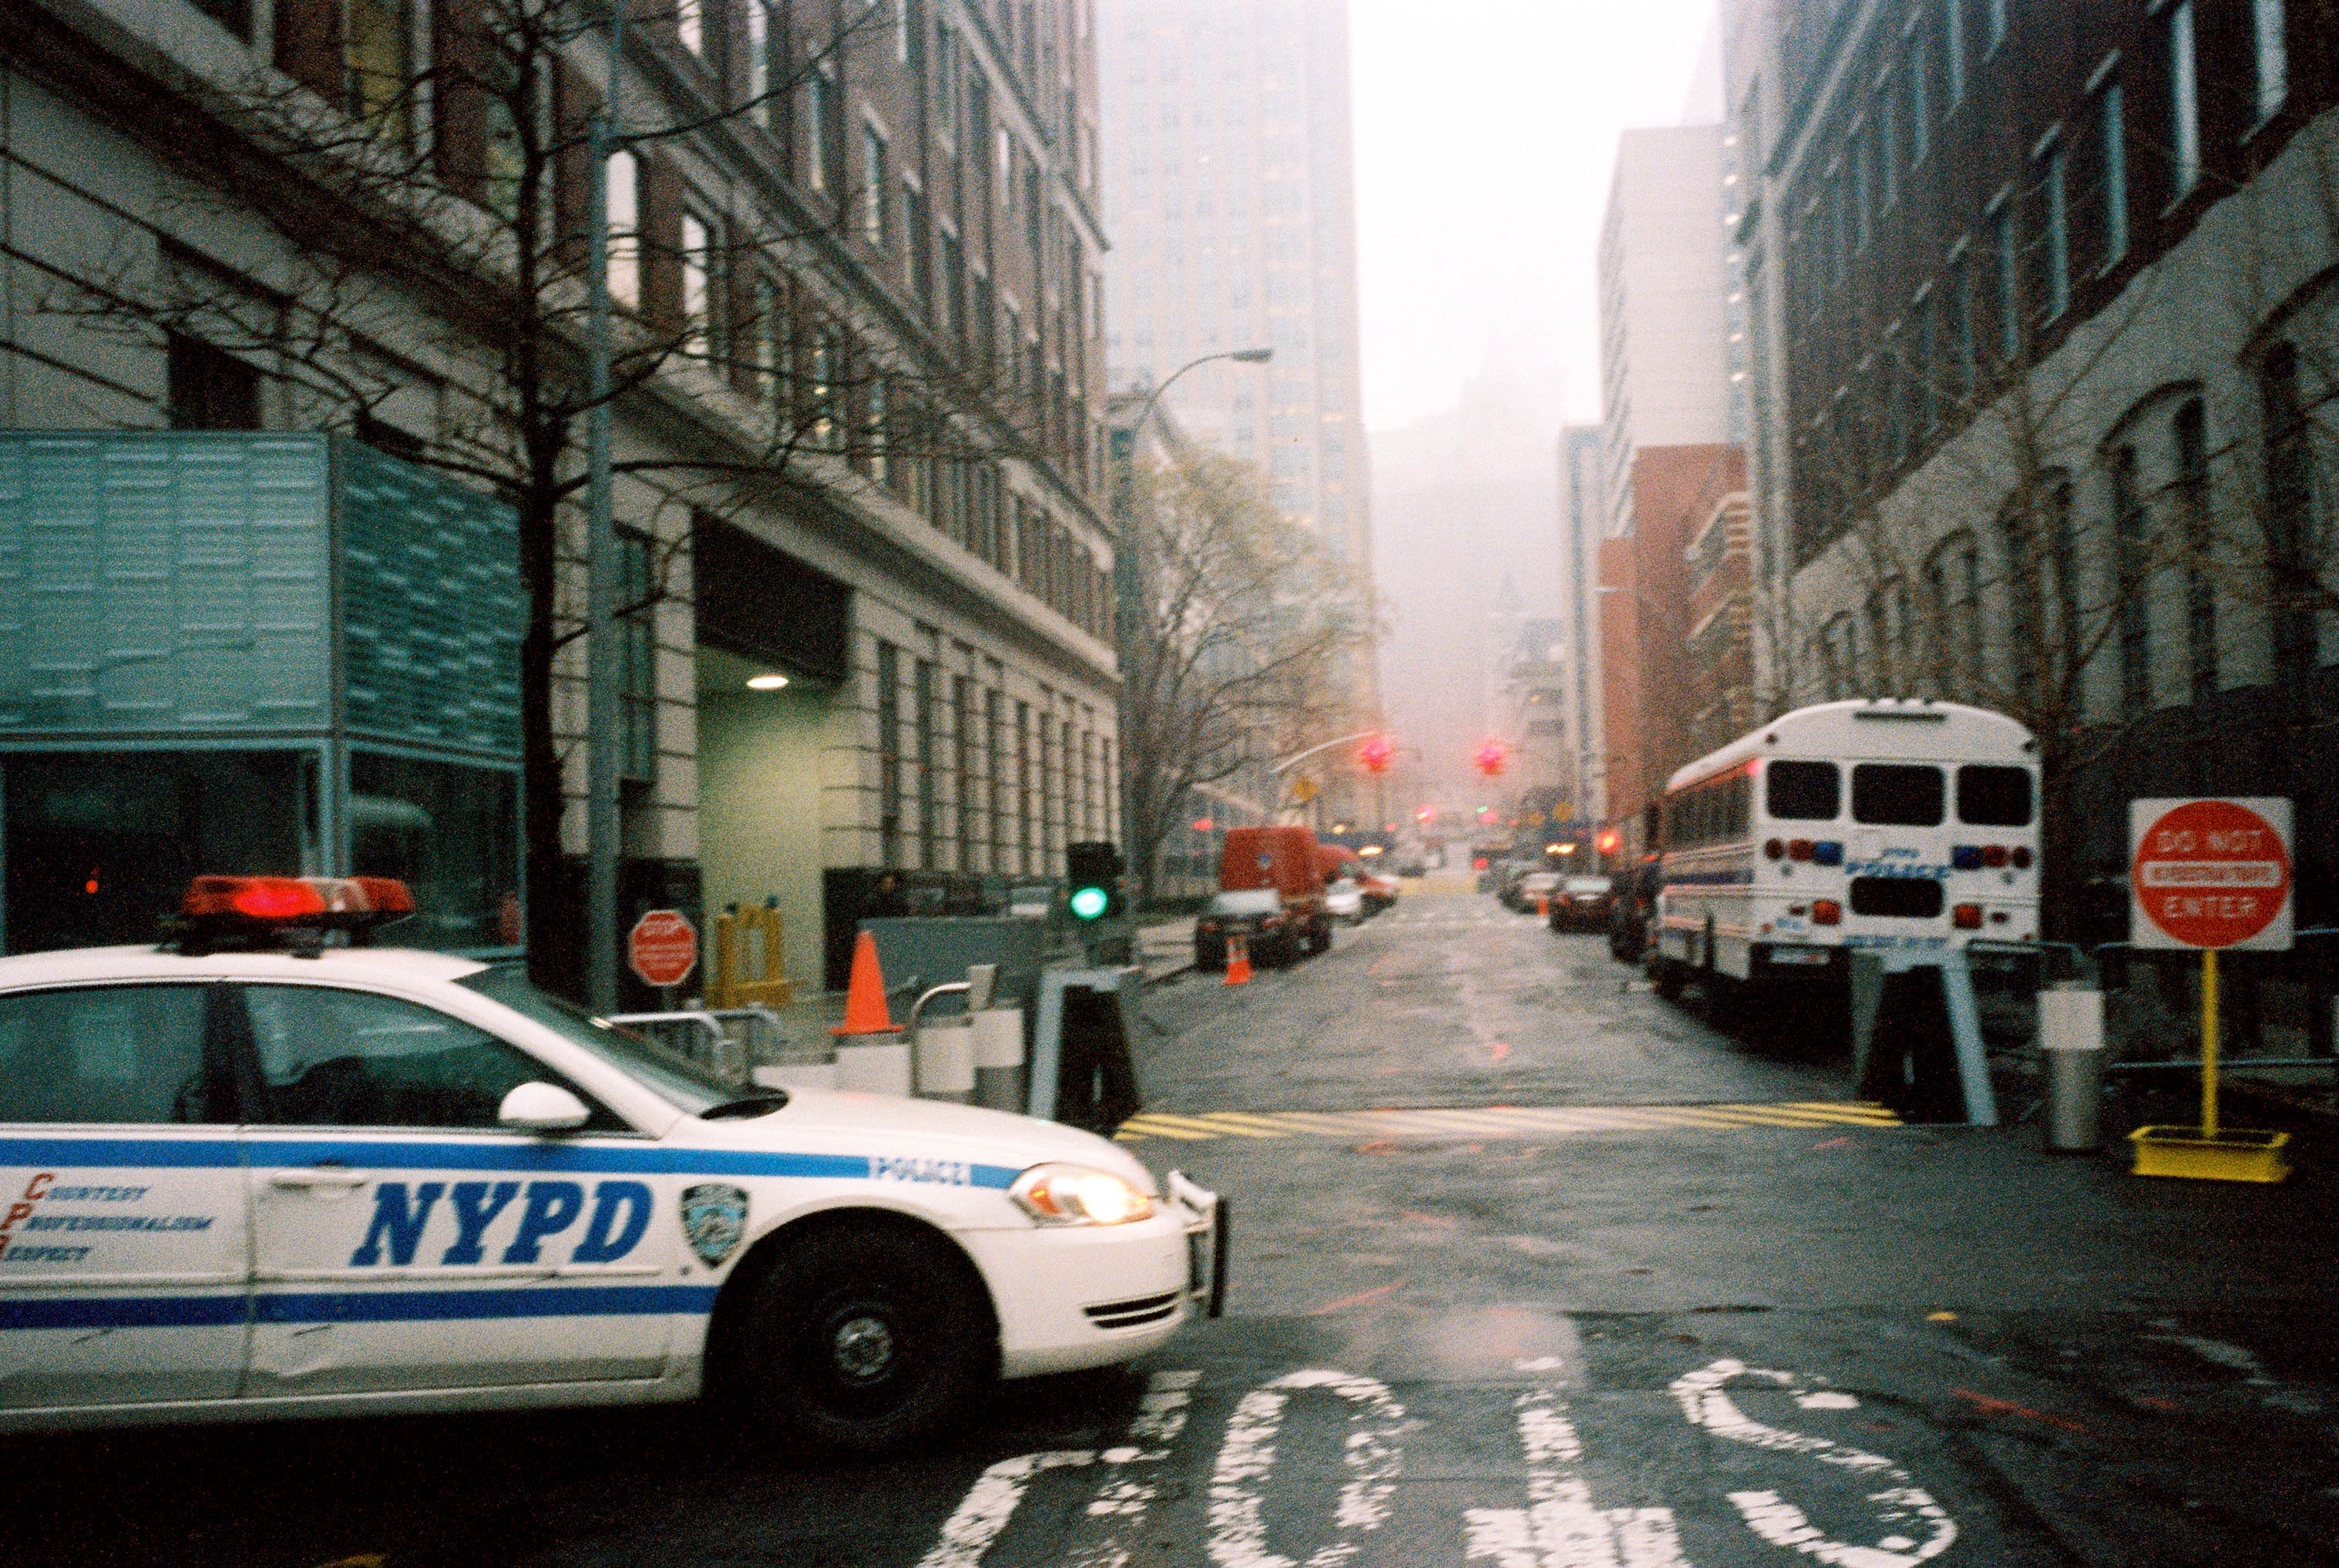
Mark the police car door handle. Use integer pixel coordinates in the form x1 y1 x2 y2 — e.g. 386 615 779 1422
270 1167 368 1190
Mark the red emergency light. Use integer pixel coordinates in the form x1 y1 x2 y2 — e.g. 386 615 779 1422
173 875 416 952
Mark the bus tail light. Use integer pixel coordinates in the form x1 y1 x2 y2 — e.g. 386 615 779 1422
1763 838 1785 860
1952 903 1983 929
1810 899 1843 926
1787 839 1814 861
2011 846 2033 869
1980 844 2009 868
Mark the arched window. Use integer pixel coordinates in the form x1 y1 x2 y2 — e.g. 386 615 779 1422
2259 342 2318 678
2173 399 2215 702
2112 444 2149 710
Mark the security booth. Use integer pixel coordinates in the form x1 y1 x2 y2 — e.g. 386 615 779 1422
0 432 523 956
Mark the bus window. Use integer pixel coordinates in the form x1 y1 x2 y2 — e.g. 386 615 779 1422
1729 775 1749 837
1766 760 1840 821
1958 765 2034 827
1851 763 1944 826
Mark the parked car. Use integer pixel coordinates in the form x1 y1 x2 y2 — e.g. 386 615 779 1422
1609 856 1662 963
1504 870 1561 913
1357 868 1399 914
1221 824 1332 957
1195 888 1301 969
1548 875 1615 932
1324 878 1366 925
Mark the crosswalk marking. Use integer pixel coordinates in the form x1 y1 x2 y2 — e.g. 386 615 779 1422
1114 1101 1904 1143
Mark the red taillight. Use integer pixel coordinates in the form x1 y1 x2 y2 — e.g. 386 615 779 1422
2010 845 2033 869
1980 844 2009 868
1952 903 1983 929
1763 838 1785 860
1811 899 1843 925
1788 839 1815 861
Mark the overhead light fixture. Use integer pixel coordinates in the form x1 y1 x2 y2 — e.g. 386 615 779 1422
746 673 789 690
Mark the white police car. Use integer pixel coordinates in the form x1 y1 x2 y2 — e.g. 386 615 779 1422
0 876 1222 1452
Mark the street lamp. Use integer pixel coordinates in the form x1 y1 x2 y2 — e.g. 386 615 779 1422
1114 346 1274 878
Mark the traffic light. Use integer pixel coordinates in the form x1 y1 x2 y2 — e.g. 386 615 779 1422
1595 828 1623 856
1473 740 1507 777
1067 840 1124 921
1359 734 1395 773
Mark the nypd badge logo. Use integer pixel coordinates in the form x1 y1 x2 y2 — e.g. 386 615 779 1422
681 1183 748 1267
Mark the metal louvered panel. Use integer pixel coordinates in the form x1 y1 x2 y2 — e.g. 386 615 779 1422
0 434 329 734
334 440 521 756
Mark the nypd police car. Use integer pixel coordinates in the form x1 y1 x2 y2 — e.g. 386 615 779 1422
0 877 1222 1452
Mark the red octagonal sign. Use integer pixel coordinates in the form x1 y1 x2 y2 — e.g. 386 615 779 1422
628 908 699 988
2130 797 2294 952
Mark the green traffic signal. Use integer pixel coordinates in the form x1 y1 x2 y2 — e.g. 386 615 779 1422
1070 885 1110 920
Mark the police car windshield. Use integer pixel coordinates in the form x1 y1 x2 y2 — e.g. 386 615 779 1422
457 965 734 1114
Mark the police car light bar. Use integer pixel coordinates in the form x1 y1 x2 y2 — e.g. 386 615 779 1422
170 875 417 953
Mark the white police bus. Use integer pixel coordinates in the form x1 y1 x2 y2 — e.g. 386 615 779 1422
1648 700 2042 1002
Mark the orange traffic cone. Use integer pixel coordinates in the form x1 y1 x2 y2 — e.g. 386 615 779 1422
1223 932 1252 986
1536 894 1550 917
831 930 906 1035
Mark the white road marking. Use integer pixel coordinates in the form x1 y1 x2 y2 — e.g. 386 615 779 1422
1464 1365 1687 1568
916 1450 1098 1568
1208 1368 1407 1568
1669 1358 1957 1567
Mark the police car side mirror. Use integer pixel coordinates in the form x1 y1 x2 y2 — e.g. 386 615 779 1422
499 1081 590 1132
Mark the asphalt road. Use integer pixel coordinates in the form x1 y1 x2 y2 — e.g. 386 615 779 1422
14 885 2339 1567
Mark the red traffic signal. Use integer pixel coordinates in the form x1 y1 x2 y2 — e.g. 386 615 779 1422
1595 828 1622 855
1472 740 1507 777
1359 735 1395 773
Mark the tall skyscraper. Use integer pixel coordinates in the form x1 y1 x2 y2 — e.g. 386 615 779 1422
1097 0 1374 636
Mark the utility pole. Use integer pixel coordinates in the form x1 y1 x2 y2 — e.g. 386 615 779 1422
585 2 627 1014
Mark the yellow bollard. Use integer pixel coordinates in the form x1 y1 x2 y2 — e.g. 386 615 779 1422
714 902 796 1009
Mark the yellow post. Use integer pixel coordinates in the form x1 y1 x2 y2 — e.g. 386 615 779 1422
2200 947 2219 1140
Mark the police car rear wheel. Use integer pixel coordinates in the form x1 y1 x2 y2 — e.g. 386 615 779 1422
741 1225 989 1454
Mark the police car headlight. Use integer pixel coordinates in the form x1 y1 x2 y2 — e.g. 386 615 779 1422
1009 1163 1155 1226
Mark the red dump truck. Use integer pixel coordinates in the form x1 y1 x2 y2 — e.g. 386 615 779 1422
1215 824 1332 962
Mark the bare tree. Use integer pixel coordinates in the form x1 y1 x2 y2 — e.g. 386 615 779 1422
39 0 1058 989
1117 451 1371 907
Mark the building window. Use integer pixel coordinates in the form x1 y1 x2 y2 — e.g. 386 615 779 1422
746 0 773 126
2252 0 2287 124
2260 342 2319 677
166 334 262 429
1877 86 1900 210
2038 139 2068 321
986 687 1008 868
2168 2 2200 200
754 273 785 404
860 123 890 249
862 375 889 484
1943 0 1965 105
874 643 902 866
806 326 842 448
675 0 704 55
2175 398 2216 701
607 150 640 311
1909 40 1931 167
617 529 658 784
2097 82 2128 269
806 62 839 194
681 208 722 359
1991 203 2019 361
344 0 414 139
915 657 937 869
2112 445 2149 713
954 676 978 871
1016 700 1034 873
1948 250 1975 398
1926 532 1983 694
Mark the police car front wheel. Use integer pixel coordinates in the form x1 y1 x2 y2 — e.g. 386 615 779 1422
734 1224 991 1455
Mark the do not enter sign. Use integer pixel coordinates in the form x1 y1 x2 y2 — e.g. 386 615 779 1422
628 908 700 988
2130 797 2293 951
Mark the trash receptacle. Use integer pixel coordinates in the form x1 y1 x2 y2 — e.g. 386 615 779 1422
2038 979 2105 1153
